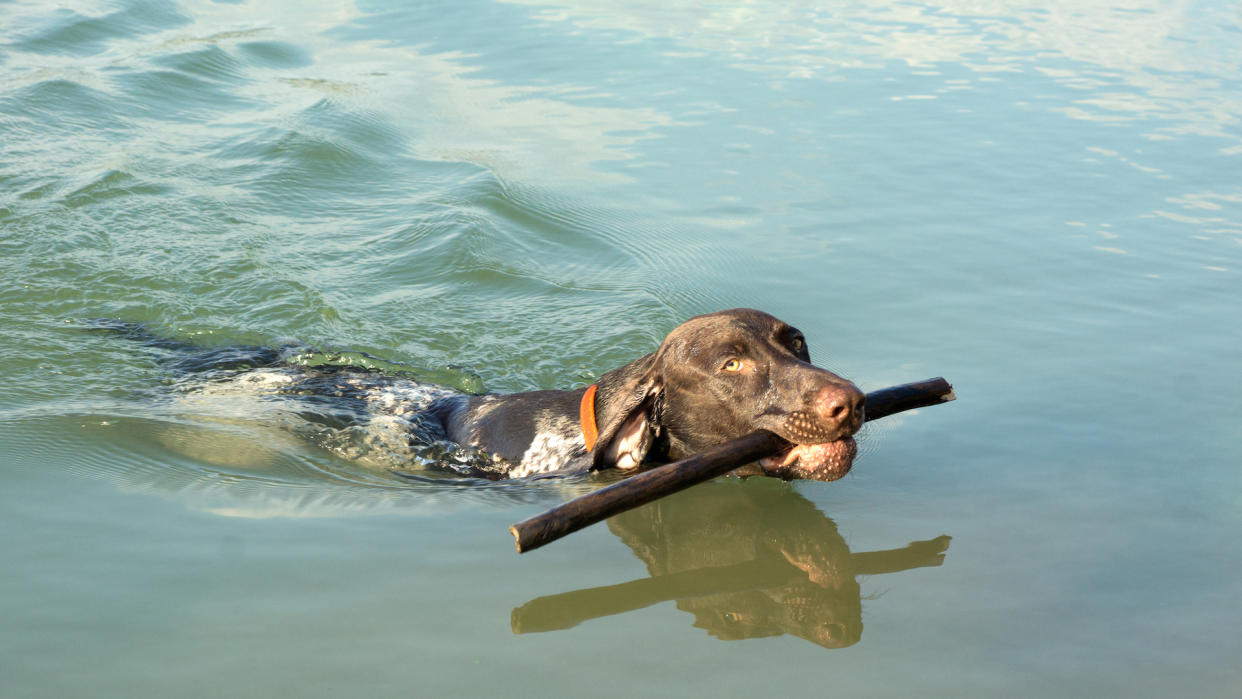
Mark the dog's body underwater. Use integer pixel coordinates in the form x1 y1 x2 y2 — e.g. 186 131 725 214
113 309 864 481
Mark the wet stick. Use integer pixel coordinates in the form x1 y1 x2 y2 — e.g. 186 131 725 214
510 377 955 552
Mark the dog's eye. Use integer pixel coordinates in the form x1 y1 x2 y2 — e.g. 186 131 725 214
722 359 743 372
790 337 805 352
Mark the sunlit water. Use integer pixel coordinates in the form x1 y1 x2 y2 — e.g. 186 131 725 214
2 1 1240 696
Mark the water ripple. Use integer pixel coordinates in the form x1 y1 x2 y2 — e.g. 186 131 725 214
10 1 190 58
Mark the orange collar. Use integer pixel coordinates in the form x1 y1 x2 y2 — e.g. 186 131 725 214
579 384 599 451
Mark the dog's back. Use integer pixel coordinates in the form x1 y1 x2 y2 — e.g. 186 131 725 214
100 321 506 478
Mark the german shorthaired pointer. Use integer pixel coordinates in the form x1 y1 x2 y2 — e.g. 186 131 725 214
118 308 864 481
427 308 864 480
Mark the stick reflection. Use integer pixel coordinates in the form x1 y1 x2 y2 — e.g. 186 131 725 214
512 479 950 648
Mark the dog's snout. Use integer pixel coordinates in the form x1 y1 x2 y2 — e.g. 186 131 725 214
814 383 865 431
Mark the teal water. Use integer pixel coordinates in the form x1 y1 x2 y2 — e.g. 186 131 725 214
3 0 1240 696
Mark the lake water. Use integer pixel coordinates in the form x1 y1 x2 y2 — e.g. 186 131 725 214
3 0 1240 696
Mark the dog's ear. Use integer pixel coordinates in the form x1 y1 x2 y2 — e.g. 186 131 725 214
589 352 663 471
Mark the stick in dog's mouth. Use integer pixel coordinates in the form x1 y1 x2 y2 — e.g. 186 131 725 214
509 377 956 553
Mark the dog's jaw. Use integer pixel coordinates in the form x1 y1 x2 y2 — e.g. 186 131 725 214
758 437 857 481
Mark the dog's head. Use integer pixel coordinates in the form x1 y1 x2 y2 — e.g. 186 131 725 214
591 309 864 480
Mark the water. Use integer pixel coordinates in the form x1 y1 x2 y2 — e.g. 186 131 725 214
2 0 1240 696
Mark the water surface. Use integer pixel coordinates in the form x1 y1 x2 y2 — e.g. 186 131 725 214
2 0 1240 696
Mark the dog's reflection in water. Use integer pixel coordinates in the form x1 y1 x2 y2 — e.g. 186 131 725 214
512 479 949 648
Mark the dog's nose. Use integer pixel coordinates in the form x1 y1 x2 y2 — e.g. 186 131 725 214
814 383 865 432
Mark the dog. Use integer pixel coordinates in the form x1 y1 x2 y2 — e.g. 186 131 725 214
122 308 864 481
426 308 864 480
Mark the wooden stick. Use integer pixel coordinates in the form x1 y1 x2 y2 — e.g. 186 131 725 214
855 376 957 421
509 377 955 553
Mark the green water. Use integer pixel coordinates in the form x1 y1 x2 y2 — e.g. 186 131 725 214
3 0 1241 696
